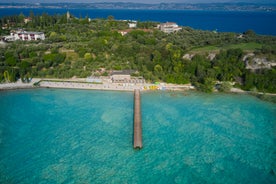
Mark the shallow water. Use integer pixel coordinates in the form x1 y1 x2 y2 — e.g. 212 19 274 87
0 89 275 183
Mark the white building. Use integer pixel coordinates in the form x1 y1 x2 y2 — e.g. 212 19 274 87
158 22 182 33
128 22 137 28
6 30 45 41
111 70 131 83
24 17 32 24
111 70 145 84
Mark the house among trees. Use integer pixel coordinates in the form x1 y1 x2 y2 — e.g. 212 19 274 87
111 70 132 83
158 22 182 33
119 30 131 36
128 21 137 28
111 70 145 84
4 29 45 41
24 17 32 24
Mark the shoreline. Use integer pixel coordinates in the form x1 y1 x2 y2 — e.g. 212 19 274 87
1 78 275 97
0 79 40 91
0 78 194 92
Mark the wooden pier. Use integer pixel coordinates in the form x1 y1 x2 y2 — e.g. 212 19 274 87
133 89 142 149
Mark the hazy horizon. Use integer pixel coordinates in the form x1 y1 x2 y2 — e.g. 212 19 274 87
0 0 275 4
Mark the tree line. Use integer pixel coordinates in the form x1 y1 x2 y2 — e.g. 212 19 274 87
0 12 275 93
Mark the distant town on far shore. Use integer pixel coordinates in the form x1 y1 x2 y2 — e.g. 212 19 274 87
0 2 275 12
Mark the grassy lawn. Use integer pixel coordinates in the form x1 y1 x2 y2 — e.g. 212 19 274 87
223 42 263 51
190 42 263 53
60 48 79 61
190 45 219 52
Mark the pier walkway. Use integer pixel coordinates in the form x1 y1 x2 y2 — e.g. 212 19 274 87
133 89 142 149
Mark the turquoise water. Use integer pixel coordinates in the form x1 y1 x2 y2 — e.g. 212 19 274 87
0 89 275 183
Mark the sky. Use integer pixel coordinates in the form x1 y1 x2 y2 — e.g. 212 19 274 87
0 0 275 4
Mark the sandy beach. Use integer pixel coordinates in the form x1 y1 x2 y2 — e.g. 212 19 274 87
39 80 143 91
2 78 276 97
38 79 194 91
0 78 194 92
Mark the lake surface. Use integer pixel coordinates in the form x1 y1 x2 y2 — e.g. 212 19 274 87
0 89 275 183
0 8 276 35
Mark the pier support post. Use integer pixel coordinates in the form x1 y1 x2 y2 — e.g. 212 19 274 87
133 89 142 149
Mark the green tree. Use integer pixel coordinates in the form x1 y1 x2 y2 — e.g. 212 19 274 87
154 64 163 79
244 29 256 37
84 53 92 60
243 71 255 90
218 82 232 92
107 15 114 21
0 72 3 83
197 78 215 93
3 70 10 82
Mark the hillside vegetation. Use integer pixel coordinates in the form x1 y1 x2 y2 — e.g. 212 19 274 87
0 13 275 93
